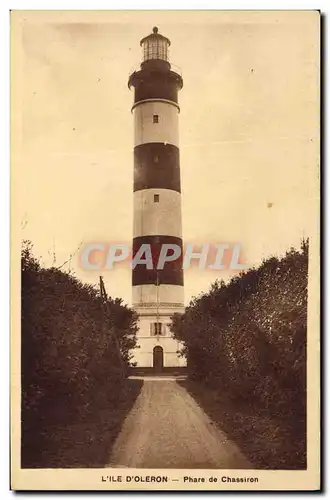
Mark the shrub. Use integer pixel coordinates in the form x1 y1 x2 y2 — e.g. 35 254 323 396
172 240 308 426
21 241 138 465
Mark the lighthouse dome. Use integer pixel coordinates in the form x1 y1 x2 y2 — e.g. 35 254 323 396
140 26 171 63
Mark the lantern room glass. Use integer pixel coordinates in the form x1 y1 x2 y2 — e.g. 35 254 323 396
142 38 169 62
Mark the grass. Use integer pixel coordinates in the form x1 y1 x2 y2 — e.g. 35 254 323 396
21 378 143 468
179 378 306 470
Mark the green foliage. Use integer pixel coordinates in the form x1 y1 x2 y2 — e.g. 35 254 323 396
172 240 308 440
21 240 138 466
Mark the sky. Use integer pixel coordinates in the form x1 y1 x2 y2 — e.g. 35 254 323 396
13 10 319 306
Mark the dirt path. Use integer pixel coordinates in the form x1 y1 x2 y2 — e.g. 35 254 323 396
108 379 251 469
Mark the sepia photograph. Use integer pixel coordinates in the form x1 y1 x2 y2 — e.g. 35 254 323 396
11 9 320 491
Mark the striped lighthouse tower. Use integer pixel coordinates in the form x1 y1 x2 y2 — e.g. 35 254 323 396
128 27 186 371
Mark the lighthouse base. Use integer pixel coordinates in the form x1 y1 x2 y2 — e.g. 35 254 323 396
131 313 186 370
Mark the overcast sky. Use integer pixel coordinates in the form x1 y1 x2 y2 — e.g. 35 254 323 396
14 10 319 305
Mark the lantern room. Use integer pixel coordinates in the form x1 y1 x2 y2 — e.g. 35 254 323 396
140 26 171 64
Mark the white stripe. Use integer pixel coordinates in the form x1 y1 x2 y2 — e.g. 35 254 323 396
133 189 182 238
134 101 179 148
131 98 180 113
133 284 184 306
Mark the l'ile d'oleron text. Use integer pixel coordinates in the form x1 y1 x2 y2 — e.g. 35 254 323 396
101 475 169 483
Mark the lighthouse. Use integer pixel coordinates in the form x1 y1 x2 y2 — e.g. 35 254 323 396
128 27 186 371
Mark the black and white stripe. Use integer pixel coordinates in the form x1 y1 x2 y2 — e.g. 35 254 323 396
131 61 184 309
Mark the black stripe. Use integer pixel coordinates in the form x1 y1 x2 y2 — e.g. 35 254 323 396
132 235 184 286
134 143 181 193
129 67 183 105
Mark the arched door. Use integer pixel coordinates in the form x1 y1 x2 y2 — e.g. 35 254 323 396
153 346 164 372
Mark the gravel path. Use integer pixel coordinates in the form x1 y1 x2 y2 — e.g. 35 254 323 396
108 379 251 469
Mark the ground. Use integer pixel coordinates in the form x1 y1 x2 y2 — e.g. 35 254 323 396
22 378 143 468
181 378 306 469
108 377 251 469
